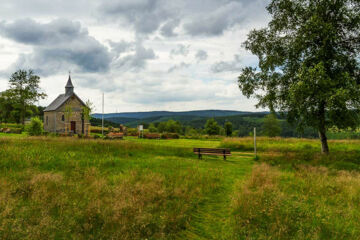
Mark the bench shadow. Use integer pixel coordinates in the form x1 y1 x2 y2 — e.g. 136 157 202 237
195 155 248 164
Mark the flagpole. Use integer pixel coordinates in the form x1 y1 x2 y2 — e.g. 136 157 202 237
102 92 104 136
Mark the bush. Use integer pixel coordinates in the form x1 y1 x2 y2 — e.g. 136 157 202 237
9 128 23 134
26 117 43 136
127 128 139 136
143 133 161 139
48 132 59 137
91 128 108 134
161 133 180 139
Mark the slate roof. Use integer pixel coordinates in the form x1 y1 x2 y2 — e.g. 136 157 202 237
44 93 86 112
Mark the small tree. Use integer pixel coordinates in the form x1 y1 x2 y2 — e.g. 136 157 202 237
263 113 281 137
27 117 43 136
82 100 94 122
7 69 47 124
205 118 220 135
224 121 233 137
148 123 157 133
157 122 167 133
166 120 182 133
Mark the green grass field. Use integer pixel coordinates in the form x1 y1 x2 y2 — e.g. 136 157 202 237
0 135 359 239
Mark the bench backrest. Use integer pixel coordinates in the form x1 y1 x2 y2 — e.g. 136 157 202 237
193 148 231 154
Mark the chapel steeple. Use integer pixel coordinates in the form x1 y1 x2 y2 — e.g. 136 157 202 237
65 73 74 96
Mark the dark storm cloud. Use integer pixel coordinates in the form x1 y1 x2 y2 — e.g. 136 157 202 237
183 1 244 36
160 19 180 37
113 42 156 71
0 18 86 45
98 0 269 37
99 0 173 34
195 50 208 62
108 40 134 58
0 19 111 74
211 54 242 73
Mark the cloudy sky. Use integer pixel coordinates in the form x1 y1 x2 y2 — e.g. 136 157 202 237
0 0 270 113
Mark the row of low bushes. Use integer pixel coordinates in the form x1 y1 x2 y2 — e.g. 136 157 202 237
142 133 180 139
0 123 23 129
0 127 23 134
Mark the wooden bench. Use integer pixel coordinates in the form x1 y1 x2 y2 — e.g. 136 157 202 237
193 148 231 160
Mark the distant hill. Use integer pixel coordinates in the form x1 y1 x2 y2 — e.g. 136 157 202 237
92 110 257 120
90 110 318 138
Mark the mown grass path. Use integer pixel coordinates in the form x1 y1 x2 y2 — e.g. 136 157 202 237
177 152 254 239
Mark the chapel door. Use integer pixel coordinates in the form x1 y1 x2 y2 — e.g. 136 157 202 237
71 121 76 134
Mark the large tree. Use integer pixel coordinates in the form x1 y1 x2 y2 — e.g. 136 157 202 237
7 70 47 124
238 0 360 153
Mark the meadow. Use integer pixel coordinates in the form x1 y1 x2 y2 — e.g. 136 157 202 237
0 135 359 239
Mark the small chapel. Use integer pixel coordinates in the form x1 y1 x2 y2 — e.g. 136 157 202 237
43 75 90 135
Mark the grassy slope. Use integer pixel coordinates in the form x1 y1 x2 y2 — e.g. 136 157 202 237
1 135 360 239
0 136 253 239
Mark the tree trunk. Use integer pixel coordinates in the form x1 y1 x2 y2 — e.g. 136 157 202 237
318 101 329 154
319 126 329 154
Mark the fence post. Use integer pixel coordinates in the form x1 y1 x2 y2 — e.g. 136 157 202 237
254 127 257 158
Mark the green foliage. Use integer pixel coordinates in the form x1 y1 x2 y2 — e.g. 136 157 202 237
263 113 281 137
224 121 233 137
205 118 220 135
238 0 360 153
26 117 43 136
156 120 182 133
82 99 94 121
148 123 157 133
6 69 47 124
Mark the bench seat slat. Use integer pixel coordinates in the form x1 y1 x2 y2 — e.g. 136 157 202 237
193 147 231 160
194 153 232 156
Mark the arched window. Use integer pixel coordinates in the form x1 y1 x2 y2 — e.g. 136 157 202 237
62 115 65 121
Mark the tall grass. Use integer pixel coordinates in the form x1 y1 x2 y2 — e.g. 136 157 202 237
232 163 360 239
221 137 360 152
0 137 222 239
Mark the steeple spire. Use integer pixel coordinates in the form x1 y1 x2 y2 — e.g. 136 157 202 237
65 72 74 96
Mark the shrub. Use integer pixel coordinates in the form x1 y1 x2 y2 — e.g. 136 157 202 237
48 132 59 137
91 128 108 134
143 133 160 139
148 123 157 133
26 117 43 136
127 128 139 136
106 132 124 140
10 128 23 134
161 133 180 139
